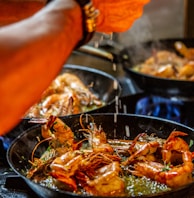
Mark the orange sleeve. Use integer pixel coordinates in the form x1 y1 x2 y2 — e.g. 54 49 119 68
94 0 150 33
0 1 45 26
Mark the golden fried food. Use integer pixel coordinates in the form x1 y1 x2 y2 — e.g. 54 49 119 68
25 73 104 118
27 116 193 196
133 42 194 81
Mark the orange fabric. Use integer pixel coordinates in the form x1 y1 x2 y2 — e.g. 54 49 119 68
0 1 45 26
94 0 150 33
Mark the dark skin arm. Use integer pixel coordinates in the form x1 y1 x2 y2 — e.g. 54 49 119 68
0 0 82 134
0 0 150 135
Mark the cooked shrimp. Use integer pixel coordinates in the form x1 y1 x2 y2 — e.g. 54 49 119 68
50 151 123 194
178 62 194 80
77 152 124 196
41 116 75 153
131 150 194 188
122 141 160 165
79 114 114 153
162 131 190 164
55 73 103 106
50 151 84 191
25 73 104 118
174 41 194 60
83 161 125 196
133 46 194 81
122 133 161 165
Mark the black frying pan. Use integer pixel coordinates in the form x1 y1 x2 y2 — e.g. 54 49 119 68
119 38 194 98
10 64 121 135
29 64 121 116
7 113 194 198
61 64 121 107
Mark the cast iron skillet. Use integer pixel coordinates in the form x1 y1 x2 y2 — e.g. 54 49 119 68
120 38 194 98
61 64 121 107
27 64 121 116
17 64 121 132
7 113 194 198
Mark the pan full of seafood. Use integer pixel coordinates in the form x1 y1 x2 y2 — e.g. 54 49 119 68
24 64 121 118
120 38 194 97
7 113 194 198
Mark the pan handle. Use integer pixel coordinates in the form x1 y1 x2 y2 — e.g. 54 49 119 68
76 45 114 61
4 175 30 190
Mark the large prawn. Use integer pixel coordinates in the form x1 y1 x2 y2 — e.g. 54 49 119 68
78 114 114 153
27 116 77 179
49 150 123 195
131 150 193 188
161 131 191 164
50 150 84 191
122 133 163 165
127 131 194 188
25 73 104 118
45 115 124 195
76 152 124 196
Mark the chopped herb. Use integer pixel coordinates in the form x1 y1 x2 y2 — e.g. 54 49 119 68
21 155 26 160
189 140 194 148
162 162 171 172
47 146 51 151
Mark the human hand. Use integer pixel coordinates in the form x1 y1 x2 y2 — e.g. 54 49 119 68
93 0 150 33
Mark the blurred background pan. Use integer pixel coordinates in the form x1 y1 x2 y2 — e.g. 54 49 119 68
119 38 194 98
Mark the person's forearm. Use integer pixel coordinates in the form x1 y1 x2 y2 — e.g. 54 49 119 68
0 0 82 135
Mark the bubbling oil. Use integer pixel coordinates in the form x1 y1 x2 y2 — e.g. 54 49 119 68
125 175 171 196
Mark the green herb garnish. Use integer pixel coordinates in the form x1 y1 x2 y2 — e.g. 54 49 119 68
189 140 194 148
162 162 171 172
